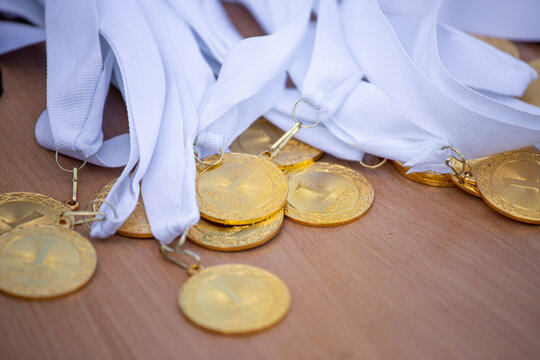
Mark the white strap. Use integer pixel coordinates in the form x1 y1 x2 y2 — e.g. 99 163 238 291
0 0 44 55
438 0 540 41
91 0 166 238
341 0 540 172
0 0 44 27
194 0 314 156
133 0 216 244
0 21 44 55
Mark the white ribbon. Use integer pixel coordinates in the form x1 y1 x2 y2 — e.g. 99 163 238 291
341 0 540 172
0 0 44 55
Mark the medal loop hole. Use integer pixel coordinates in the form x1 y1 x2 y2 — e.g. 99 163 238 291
292 98 321 129
55 151 87 172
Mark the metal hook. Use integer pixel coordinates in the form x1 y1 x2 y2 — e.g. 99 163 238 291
55 151 87 172
194 148 224 167
441 145 471 179
160 231 202 273
292 98 322 129
359 157 387 169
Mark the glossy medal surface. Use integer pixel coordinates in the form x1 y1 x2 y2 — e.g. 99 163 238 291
474 35 520 58
179 264 291 334
0 224 97 298
391 161 455 188
476 151 540 224
94 180 153 238
520 58 540 107
188 210 284 251
447 156 488 197
230 118 323 170
285 162 374 226
196 153 288 225
0 192 72 234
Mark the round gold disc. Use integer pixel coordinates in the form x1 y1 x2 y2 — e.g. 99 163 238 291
230 118 323 170
476 151 540 224
0 192 71 234
188 210 284 251
178 264 291 334
391 161 455 188
447 156 489 197
93 180 153 238
285 162 374 226
520 58 540 107
474 35 520 58
0 224 97 298
196 153 288 225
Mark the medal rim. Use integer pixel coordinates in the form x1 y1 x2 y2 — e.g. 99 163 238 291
229 118 324 170
0 192 73 233
177 263 291 334
476 151 540 224
93 180 154 238
391 161 455 188
0 224 97 299
284 162 375 226
196 153 288 225
188 210 284 251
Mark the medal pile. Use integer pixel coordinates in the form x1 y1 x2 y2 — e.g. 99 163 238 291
0 156 117 298
2 0 540 338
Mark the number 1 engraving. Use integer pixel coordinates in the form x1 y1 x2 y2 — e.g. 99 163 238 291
296 180 347 204
31 242 53 266
0 211 44 231
503 177 540 193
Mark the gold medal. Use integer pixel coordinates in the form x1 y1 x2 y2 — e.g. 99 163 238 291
179 264 291 334
476 151 540 224
196 153 288 225
0 192 72 234
188 209 284 251
285 162 374 226
0 224 97 298
474 35 520 58
447 156 488 197
93 180 153 238
520 58 540 107
391 160 455 188
230 118 323 170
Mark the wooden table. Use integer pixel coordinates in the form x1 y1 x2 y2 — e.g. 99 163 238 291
1 7 539 359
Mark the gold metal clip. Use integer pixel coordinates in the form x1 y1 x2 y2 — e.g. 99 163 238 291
261 98 321 159
55 151 87 210
441 145 471 181
160 231 202 275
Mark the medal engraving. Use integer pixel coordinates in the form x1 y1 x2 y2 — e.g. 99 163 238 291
230 118 323 169
197 153 288 225
0 225 97 298
179 264 291 334
0 192 71 234
477 151 540 224
285 162 374 226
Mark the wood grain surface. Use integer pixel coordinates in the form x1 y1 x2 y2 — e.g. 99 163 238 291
0 6 539 360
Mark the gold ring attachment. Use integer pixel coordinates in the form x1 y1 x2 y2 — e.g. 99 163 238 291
60 199 118 229
292 97 322 129
359 156 387 169
55 151 87 172
194 148 224 167
160 231 202 273
441 145 471 179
